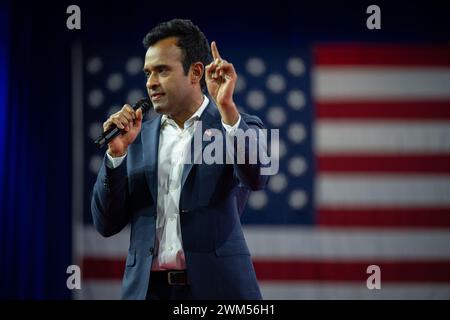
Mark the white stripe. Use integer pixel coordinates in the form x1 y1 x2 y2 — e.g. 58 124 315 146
315 120 450 153
82 226 450 260
313 67 450 101
260 281 450 299
77 280 122 300
83 226 130 257
244 226 450 260
317 174 450 207
78 280 450 299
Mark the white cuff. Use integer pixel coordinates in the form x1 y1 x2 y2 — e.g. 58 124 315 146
221 114 241 136
106 152 127 169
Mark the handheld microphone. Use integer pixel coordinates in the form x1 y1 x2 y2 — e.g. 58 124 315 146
94 98 152 149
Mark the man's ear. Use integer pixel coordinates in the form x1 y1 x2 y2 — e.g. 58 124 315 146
190 62 204 84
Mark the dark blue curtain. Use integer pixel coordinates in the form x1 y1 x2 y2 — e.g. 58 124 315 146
0 3 9 196
0 1 72 299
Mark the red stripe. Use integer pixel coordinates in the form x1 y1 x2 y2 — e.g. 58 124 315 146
82 257 450 282
253 260 450 282
314 45 450 66
317 208 450 228
316 101 450 120
83 258 125 280
317 154 450 174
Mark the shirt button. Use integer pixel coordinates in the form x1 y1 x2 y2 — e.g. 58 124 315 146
169 246 173 251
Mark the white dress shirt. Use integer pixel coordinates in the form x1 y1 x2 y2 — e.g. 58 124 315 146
106 95 241 270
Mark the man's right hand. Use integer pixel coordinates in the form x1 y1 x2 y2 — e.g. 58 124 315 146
103 104 143 157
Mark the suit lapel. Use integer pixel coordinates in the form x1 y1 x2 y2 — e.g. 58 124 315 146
180 101 222 189
141 115 162 202
141 101 222 200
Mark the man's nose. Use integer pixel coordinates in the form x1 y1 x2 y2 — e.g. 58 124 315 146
146 74 159 89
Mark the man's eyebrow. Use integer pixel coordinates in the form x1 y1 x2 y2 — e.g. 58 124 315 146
143 64 170 72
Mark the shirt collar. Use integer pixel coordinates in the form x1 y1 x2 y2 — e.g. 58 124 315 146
161 95 210 128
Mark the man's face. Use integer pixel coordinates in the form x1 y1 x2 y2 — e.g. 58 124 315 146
143 37 192 115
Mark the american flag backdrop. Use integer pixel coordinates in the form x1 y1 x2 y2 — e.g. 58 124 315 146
73 42 450 299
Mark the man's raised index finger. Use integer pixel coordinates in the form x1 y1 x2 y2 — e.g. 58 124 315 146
211 41 222 60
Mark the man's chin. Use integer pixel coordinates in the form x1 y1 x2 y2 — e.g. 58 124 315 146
153 104 166 114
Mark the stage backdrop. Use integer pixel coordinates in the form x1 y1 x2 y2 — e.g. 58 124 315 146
2 0 450 300
74 40 450 299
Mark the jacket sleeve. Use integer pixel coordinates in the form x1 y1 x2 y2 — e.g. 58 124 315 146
227 113 271 191
90 154 132 237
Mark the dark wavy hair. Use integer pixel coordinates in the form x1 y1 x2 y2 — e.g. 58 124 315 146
143 19 212 91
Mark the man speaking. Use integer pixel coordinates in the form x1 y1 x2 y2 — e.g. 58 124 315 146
91 19 269 300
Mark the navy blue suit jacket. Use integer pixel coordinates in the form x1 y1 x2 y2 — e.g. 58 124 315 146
91 100 269 299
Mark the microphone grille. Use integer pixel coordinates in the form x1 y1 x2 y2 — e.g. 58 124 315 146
134 98 152 114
